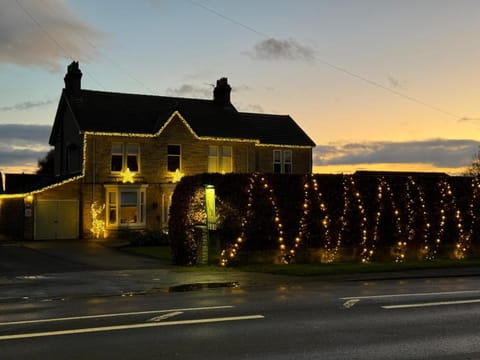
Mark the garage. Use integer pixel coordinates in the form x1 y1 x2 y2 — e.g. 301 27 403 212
34 200 79 240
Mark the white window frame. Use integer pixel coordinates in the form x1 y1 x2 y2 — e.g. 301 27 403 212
111 143 140 174
208 145 233 173
104 184 148 229
273 149 293 174
167 144 181 172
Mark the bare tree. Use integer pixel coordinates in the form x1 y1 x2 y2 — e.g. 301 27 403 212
464 147 480 177
36 149 55 175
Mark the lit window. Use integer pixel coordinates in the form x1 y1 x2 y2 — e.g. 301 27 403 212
111 143 139 173
168 145 181 172
208 145 232 173
105 185 147 228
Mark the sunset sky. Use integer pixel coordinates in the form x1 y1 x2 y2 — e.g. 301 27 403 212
1 0 479 175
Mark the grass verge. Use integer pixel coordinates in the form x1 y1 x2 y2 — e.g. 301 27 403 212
121 245 480 277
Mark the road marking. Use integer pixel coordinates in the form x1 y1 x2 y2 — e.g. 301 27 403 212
0 305 233 326
382 298 480 309
148 311 183 322
341 290 480 301
0 315 265 341
342 299 359 308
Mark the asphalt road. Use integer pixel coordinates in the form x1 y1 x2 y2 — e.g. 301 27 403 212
1 273 480 359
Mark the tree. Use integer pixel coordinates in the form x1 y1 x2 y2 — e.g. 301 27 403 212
36 149 55 175
464 147 480 177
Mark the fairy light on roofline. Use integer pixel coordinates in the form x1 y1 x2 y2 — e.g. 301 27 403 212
83 111 313 148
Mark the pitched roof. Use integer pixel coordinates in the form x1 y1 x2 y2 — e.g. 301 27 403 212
58 89 315 147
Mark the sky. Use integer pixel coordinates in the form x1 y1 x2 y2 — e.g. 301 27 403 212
1 0 479 175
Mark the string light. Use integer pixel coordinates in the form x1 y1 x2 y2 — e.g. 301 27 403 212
90 201 107 239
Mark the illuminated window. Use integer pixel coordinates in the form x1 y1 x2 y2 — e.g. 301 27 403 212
273 150 292 174
111 143 139 173
208 146 232 173
167 145 181 172
105 185 147 228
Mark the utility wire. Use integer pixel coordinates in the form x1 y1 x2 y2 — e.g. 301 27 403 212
15 0 106 90
39 0 158 95
187 0 462 120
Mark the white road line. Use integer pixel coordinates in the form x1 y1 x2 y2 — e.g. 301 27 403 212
0 305 233 326
340 290 480 301
0 315 265 341
342 299 359 309
148 311 183 322
382 298 480 310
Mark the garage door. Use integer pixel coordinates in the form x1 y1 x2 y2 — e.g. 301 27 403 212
35 200 79 240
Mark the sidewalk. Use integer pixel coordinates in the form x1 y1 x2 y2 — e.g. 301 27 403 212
1 239 480 303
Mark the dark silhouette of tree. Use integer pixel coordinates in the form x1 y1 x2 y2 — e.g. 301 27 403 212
464 147 480 177
36 149 55 175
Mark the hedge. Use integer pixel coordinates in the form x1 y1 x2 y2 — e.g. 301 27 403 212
168 173 480 266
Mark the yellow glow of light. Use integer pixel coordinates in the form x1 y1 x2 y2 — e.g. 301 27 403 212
172 168 184 183
90 202 107 239
120 168 135 183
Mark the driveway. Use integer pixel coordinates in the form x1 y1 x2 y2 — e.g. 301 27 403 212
0 239 165 276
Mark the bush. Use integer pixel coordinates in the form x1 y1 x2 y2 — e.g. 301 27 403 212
120 229 170 246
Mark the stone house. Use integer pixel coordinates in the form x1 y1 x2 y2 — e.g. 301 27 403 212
0 62 315 240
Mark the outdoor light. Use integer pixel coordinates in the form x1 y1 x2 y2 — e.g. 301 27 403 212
120 168 134 183
204 184 216 230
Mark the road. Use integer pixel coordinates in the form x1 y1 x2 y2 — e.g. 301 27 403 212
1 275 480 359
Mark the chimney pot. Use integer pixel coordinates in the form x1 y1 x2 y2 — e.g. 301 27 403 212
64 61 82 97
213 77 231 105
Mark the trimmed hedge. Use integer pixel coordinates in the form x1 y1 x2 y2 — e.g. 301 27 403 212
169 173 480 265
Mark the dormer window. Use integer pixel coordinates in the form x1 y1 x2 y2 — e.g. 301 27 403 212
111 143 139 173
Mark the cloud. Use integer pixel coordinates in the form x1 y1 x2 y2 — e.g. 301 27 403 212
0 0 105 71
0 124 52 170
387 75 405 89
248 38 315 62
0 98 56 112
313 139 480 169
459 117 480 123
166 84 212 98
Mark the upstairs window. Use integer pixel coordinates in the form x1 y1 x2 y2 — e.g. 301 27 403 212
168 145 181 172
273 150 282 174
208 146 232 173
273 149 292 174
111 143 139 173
284 150 292 174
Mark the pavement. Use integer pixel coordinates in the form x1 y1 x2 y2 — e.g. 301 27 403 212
1 239 480 303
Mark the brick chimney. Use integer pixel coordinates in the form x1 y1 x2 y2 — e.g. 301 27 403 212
213 77 231 105
64 61 82 97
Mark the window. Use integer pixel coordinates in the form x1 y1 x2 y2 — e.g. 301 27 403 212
208 145 232 173
168 145 181 172
273 150 292 174
273 150 282 174
111 143 139 173
105 185 147 228
284 150 292 174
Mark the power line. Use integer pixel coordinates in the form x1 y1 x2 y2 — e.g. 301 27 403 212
39 0 158 95
14 0 106 90
187 0 462 120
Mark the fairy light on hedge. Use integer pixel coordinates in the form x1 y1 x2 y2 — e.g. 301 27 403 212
405 177 431 260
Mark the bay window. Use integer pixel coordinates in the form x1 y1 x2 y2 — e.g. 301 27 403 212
105 185 147 228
